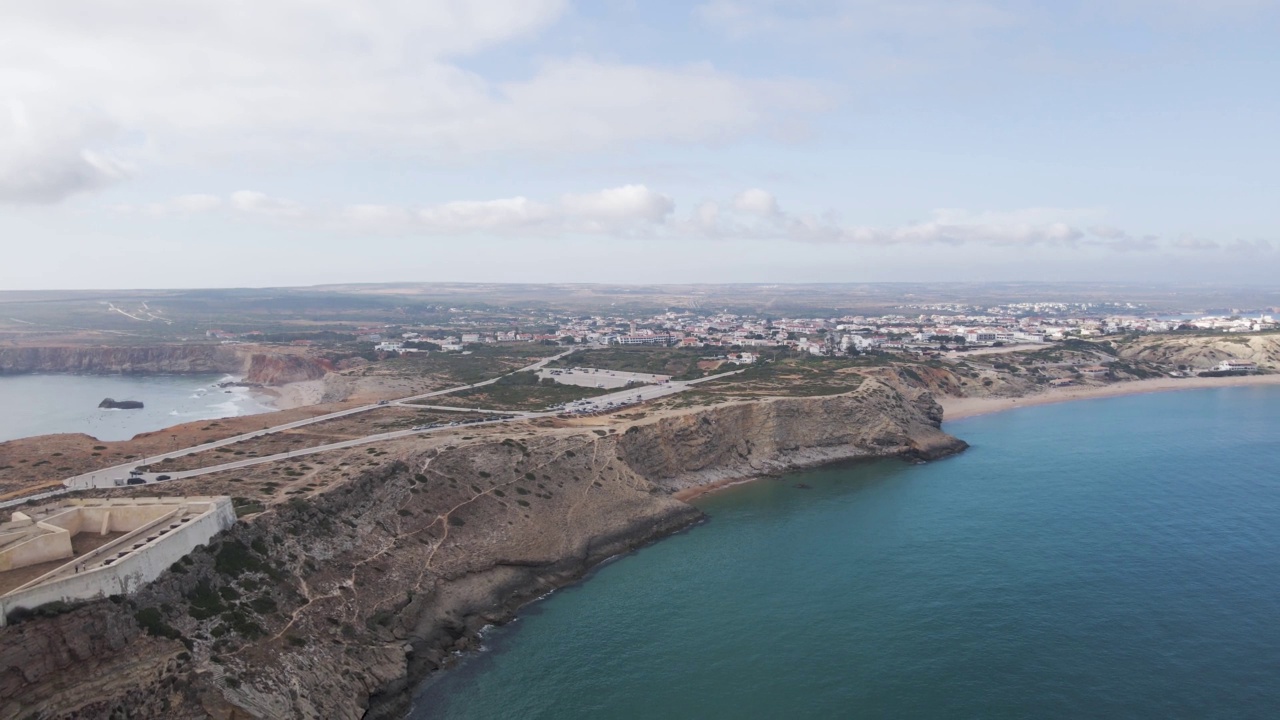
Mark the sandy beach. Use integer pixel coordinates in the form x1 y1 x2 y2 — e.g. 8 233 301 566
256 378 328 410
941 374 1280 422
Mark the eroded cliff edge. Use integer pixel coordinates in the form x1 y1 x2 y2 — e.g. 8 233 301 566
0 379 964 720
0 345 333 386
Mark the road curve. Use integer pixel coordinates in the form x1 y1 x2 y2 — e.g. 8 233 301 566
61 355 743 490
64 350 573 490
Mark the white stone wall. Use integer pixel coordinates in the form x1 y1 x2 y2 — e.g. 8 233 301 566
0 529 72 572
0 498 236 625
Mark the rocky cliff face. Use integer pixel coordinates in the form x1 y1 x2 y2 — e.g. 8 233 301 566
243 354 333 385
0 604 191 718
0 345 246 375
0 345 336 387
618 379 962 492
0 381 964 719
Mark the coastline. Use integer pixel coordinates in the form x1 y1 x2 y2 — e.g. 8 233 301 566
941 373 1280 422
253 377 327 410
674 375 1280 505
397 375 1280 713
674 475 768 503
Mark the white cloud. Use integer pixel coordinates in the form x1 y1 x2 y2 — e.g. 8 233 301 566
416 197 555 232
109 192 224 217
0 0 826 203
123 184 1249 256
0 101 129 203
126 184 674 235
1225 238 1274 254
693 201 723 232
560 185 675 225
229 191 305 218
684 196 1103 248
406 185 673 234
697 0 1015 39
169 194 223 213
340 204 415 230
732 188 780 217
1168 235 1220 251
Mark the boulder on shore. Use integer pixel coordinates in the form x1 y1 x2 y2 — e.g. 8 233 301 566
98 398 144 410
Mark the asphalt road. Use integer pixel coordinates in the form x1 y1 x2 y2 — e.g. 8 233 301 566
58 350 746 491
63 365 746 489
64 349 574 490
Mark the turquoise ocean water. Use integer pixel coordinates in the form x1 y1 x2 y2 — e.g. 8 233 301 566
413 386 1280 719
0 373 272 443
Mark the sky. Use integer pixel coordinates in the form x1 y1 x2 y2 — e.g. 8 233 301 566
1 0 1278 290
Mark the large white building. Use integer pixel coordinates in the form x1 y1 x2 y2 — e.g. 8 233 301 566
1213 360 1257 372
612 335 677 346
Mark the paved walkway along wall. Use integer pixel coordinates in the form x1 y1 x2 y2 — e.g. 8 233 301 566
0 497 236 625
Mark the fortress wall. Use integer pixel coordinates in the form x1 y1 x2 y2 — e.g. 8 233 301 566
0 531 71 572
74 505 174 534
40 509 85 535
0 498 236 625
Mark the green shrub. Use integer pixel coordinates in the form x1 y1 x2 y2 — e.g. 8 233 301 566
248 595 278 614
135 607 183 641
6 600 77 624
220 608 265 638
187 582 226 620
216 540 267 577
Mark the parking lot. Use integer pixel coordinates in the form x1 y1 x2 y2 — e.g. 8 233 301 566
538 367 670 389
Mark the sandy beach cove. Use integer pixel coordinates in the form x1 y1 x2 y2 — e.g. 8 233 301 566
941 373 1280 422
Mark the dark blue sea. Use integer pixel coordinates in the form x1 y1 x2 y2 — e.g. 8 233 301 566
413 386 1280 719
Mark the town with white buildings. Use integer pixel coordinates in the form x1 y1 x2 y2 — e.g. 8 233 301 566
331 304 1278 363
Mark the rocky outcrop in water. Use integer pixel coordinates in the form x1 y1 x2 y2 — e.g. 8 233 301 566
0 380 964 719
97 398 144 410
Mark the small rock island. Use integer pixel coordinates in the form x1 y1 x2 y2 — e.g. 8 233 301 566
98 398 144 410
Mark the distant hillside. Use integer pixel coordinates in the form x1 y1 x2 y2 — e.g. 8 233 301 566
1116 333 1280 371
